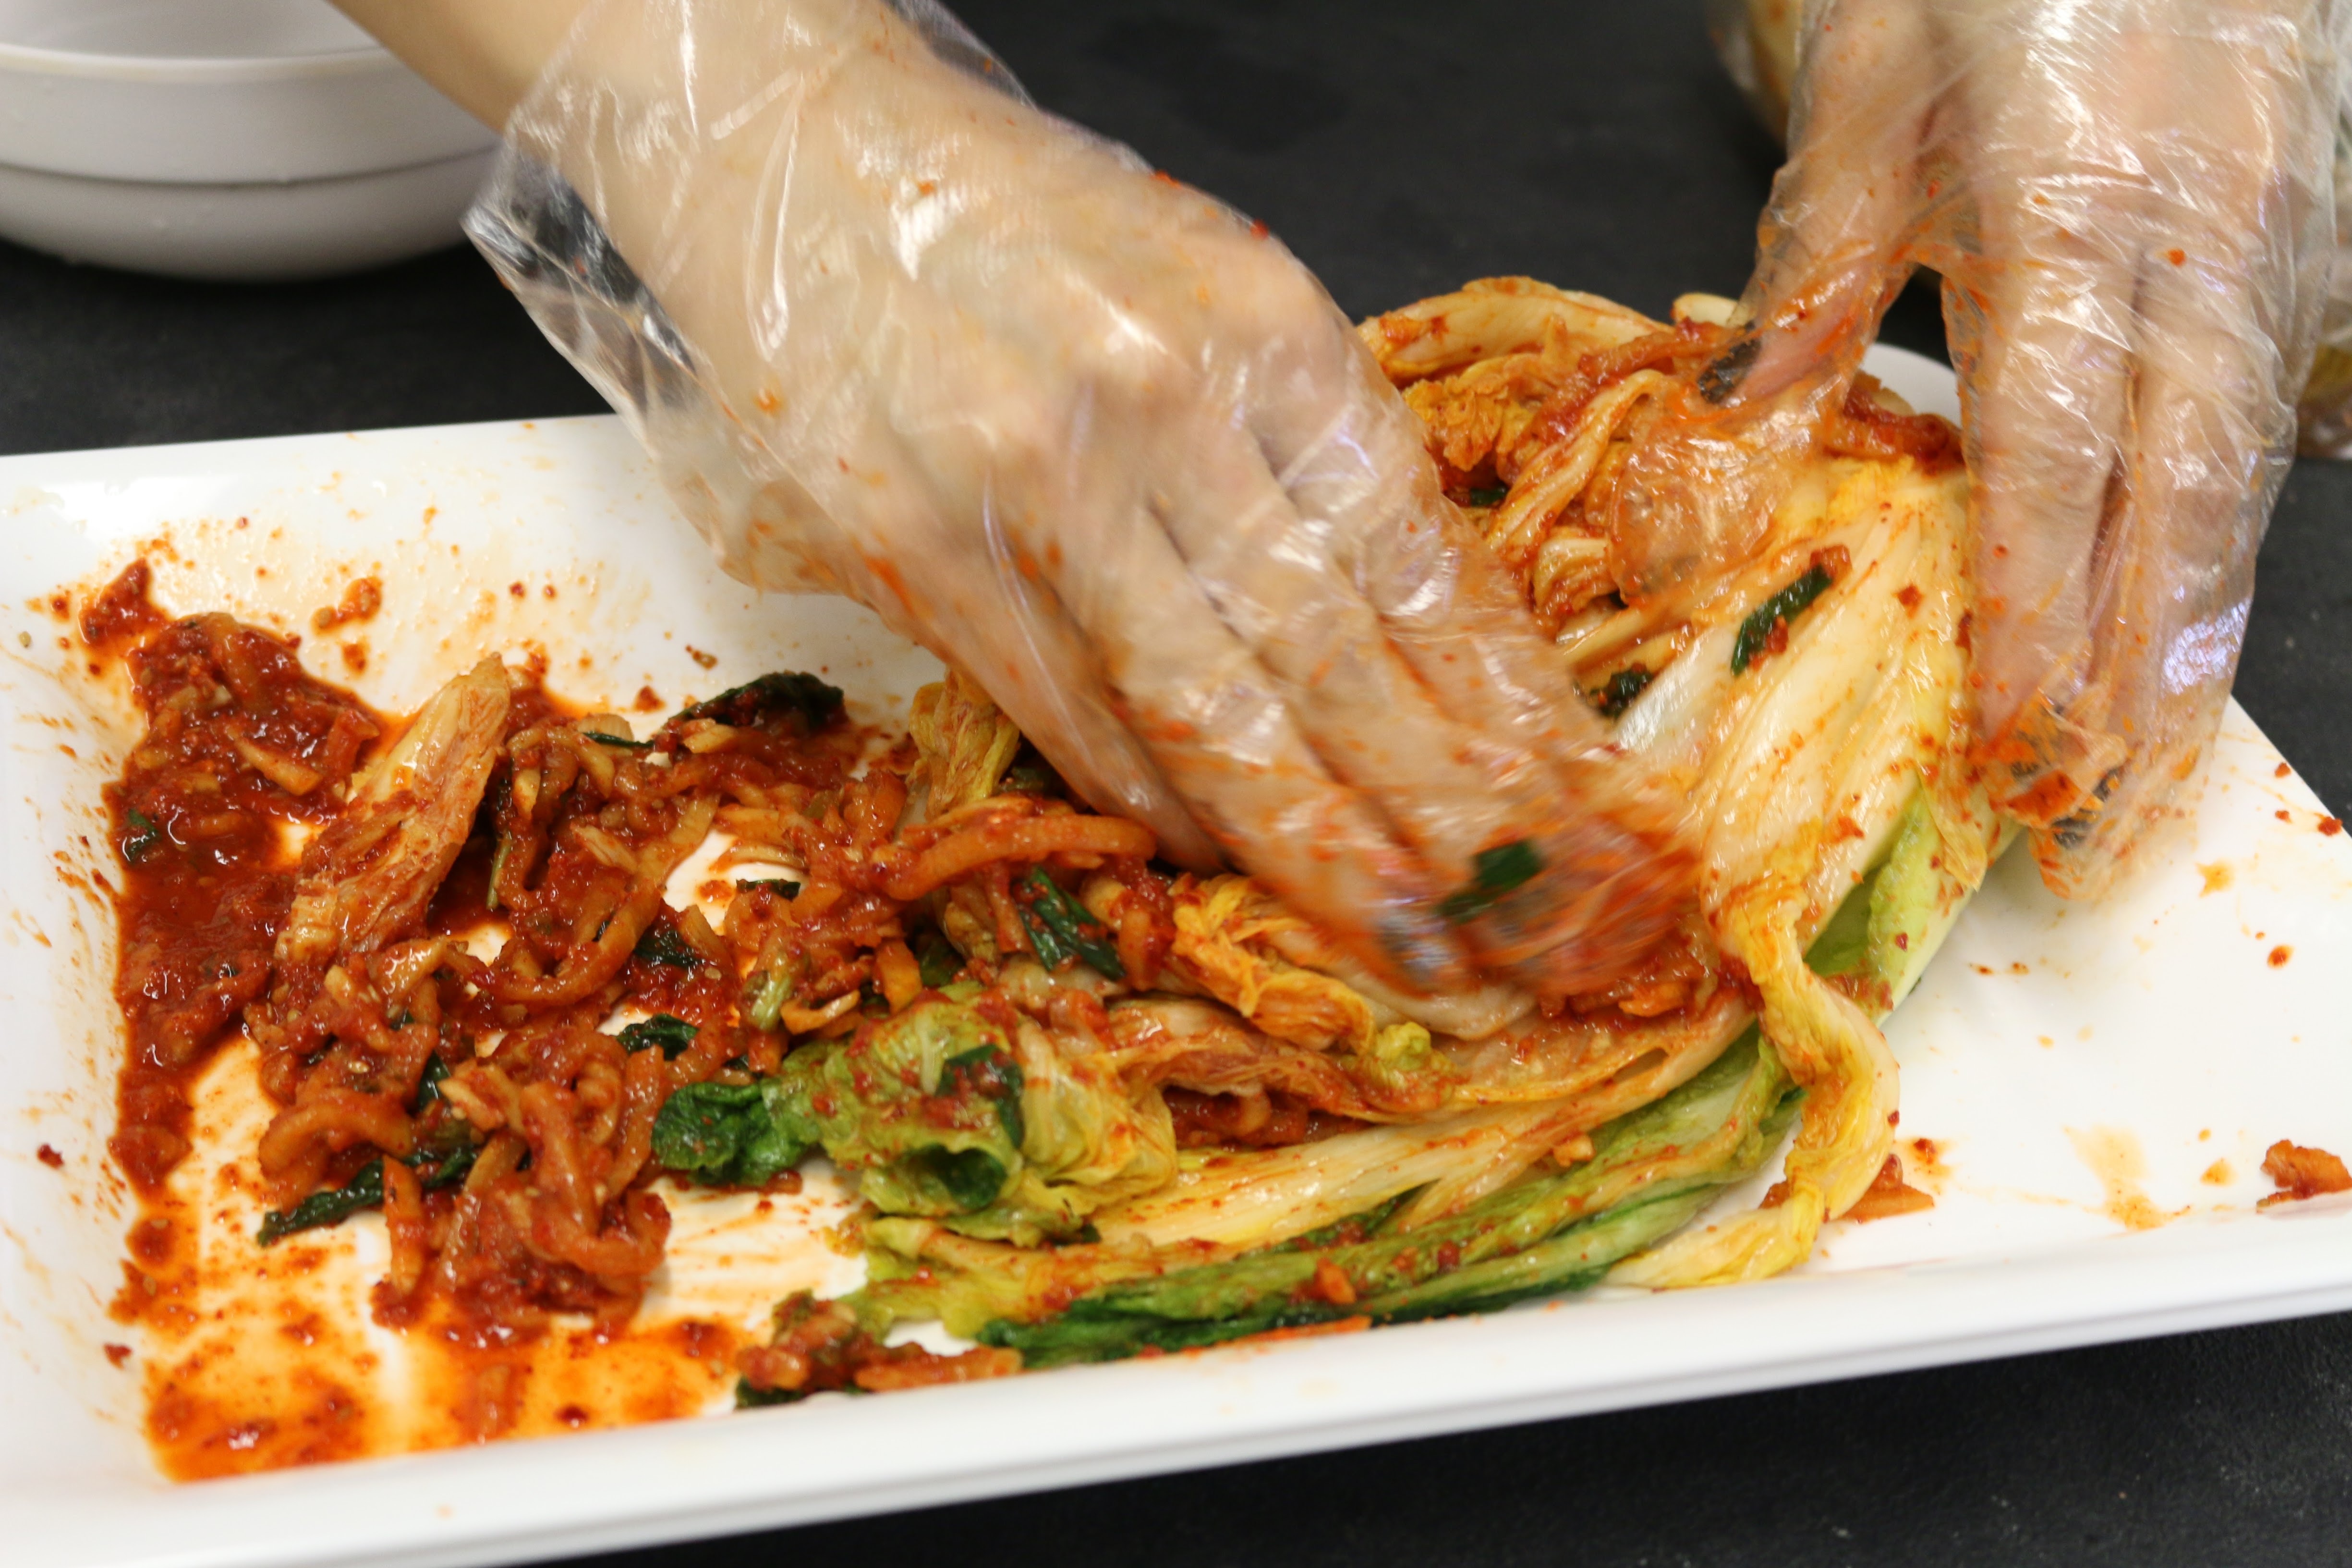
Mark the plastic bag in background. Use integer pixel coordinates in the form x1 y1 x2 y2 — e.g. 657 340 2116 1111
1681 0 2350 898
464 0 1691 997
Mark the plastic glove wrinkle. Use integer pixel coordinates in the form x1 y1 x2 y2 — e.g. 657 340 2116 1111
1693 0 2348 895
473 0 1697 994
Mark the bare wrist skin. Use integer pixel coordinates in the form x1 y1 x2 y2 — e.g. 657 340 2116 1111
329 0 591 126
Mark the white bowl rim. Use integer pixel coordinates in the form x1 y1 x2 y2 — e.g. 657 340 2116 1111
0 37 403 84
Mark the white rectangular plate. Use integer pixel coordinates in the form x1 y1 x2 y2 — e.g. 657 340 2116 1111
4 401 2350 1568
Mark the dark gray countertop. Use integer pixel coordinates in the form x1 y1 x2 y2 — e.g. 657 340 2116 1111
6 2 2347 1563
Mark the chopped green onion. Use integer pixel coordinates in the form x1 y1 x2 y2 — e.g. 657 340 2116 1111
417 1141 476 1192
1594 665 1654 719
257 1159 386 1245
746 971 793 1033
121 807 161 864
913 928 964 988
1436 839 1544 924
1697 336 1759 403
484 832 511 912
634 923 704 970
1732 556 1840 674
413 1053 451 1109
675 672 845 732
999 764 1055 795
737 1380 800 1409
255 1137 479 1246
1017 867 1125 979
619 1014 698 1058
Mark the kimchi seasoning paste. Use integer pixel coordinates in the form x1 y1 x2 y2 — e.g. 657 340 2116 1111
87 564 764 1477
88 565 390 1470
96 572 382 1196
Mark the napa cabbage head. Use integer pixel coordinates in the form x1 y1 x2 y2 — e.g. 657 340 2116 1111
1599 455 1990 1288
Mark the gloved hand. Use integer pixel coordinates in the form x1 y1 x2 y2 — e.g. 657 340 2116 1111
1681 0 2346 896
338 0 1690 995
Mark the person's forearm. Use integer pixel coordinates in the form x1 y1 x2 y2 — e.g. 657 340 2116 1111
328 0 588 127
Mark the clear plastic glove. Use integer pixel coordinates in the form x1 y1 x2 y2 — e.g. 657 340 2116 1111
1678 0 2347 896
434 0 1688 995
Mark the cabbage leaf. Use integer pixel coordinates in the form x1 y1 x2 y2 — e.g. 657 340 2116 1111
651 1078 820 1188
794 999 1027 1218
909 671 1021 818
976 1030 1796 1365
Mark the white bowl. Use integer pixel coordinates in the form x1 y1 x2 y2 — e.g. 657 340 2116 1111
0 0 499 280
